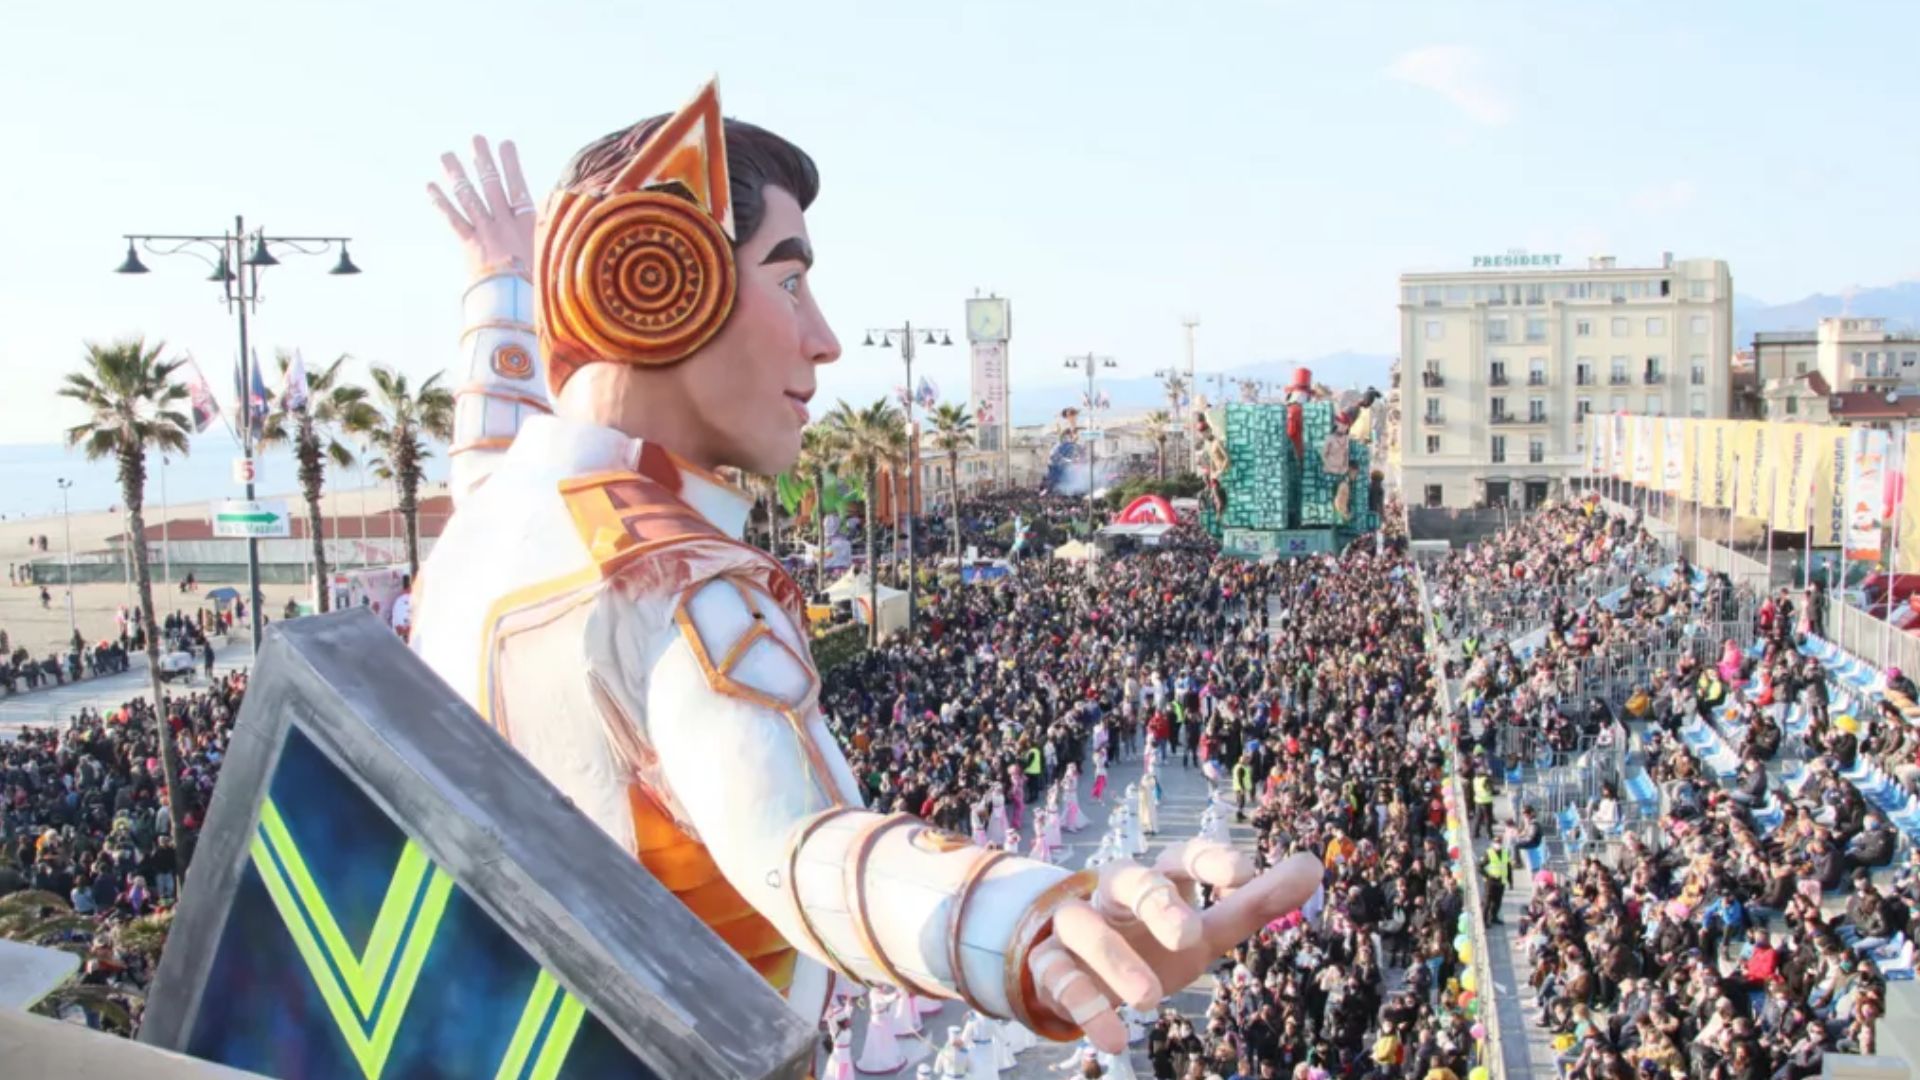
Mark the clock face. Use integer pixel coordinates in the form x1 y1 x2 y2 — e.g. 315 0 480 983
967 299 1009 343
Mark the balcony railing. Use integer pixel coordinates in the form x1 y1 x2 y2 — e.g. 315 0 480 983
1526 411 1549 424
1576 373 1595 386
1489 372 1510 386
1490 456 1506 465
1608 374 1631 385
1490 413 1515 425
1422 413 1445 426
1644 371 1665 384
1690 372 1705 386
1422 372 1445 388
1527 373 1547 386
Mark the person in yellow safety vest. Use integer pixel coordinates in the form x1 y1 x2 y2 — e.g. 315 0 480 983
1023 743 1044 804
1698 669 1725 711
1471 772 1495 839
1232 754 1255 823
1482 844 1511 926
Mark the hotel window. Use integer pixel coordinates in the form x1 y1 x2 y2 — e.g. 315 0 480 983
1425 319 1444 341
1446 285 1470 304
1403 285 1418 302
1576 319 1593 337
1525 284 1545 304
1576 359 1594 386
1852 350 1865 368
1525 317 1547 342
1645 316 1666 336
1425 435 1440 454
1528 397 1546 422
1426 399 1442 420
1529 357 1547 385
1786 397 1799 416
1491 435 1506 463
1689 315 1708 335
1490 360 1508 384
1610 357 1629 383
1528 439 1545 464
1611 316 1630 337
1610 395 1628 412
1904 351 1919 370
1422 285 1443 305
1689 280 1708 299
1424 485 1443 508
1645 396 1664 415
1491 395 1508 419
1690 393 1706 417
1486 317 1509 343
1576 398 1593 420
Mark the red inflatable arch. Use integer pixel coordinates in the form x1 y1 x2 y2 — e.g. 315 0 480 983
1114 495 1178 525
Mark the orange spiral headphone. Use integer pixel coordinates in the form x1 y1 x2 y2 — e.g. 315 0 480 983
537 80 737 394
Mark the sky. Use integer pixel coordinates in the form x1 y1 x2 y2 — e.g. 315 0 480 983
5 0 1920 446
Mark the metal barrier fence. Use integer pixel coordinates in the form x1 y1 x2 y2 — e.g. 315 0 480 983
1411 562 1508 1080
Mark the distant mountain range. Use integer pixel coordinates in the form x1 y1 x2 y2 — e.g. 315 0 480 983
1010 351 1394 425
1735 281 1920 346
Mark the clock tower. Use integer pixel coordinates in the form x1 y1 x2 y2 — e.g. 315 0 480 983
965 296 1012 480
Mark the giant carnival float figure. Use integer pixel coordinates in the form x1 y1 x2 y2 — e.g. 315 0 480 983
408 81 1320 1055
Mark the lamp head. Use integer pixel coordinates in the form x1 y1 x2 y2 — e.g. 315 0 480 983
114 241 149 274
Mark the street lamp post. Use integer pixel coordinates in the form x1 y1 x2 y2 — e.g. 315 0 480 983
864 322 952 634
115 216 359 651
56 479 76 646
1064 353 1118 535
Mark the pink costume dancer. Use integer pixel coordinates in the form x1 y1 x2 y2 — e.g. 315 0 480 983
858 988 908 1075
1091 748 1109 802
1043 789 1064 851
824 1008 857 1080
1061 763 1088 833
888 979 923 1036
1028 810 1054 864
1005 763 1026 830
985 787 1008 848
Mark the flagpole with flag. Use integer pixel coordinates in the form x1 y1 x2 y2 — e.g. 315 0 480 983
283 348 311 413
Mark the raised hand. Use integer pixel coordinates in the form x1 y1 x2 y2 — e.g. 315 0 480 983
1028 843 1321 1054
427 135 534 278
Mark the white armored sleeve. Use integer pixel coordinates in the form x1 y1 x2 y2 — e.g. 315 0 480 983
601 574 1076 1021
449 265 548 502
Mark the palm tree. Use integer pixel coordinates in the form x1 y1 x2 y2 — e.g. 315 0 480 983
927 403 976 562
58 338 192 867
795 425 844 594
828 399 906 646
259 353 375 613
350 367 453 576
1145 410 1172 483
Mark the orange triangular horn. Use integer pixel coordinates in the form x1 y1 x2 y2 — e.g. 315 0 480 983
611 78 734 240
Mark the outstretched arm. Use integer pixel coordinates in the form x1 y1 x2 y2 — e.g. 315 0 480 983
600 573 1322 1054
428 136 549 502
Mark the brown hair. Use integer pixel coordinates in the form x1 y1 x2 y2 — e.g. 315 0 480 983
557 116 819 249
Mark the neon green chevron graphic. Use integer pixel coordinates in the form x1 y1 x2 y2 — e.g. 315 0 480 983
248 798 589 1079
494 970 588 1080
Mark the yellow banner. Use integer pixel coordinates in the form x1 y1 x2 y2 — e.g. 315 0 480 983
1771 423 1815 532
1900 433 1920 574
1810 425 1848 548
1701 419 1735 509
1735 421 1772 521
1682 419 1703 504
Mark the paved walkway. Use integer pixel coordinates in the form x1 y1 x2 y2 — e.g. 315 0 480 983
0 642 251 739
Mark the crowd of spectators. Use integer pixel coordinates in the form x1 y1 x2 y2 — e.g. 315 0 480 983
1 669 245 1029
1439 499 1897 1080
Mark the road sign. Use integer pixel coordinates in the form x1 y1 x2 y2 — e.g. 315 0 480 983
232 457 255 484
212 499 291 538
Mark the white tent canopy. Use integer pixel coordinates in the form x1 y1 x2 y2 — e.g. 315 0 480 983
824 573 911 639
1052 539 1098 563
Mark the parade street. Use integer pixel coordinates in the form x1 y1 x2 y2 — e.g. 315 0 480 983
0 642 251 739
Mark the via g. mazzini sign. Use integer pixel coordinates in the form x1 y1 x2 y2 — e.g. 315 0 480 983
212 499 292 538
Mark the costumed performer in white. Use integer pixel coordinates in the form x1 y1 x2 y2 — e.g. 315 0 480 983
859 987 908 1074
415 84 1321 1061
933 1025 971 1080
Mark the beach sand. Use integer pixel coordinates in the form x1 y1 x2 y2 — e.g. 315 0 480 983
0 484 413 658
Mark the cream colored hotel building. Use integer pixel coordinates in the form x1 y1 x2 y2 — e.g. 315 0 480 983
1393 253 1732 510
